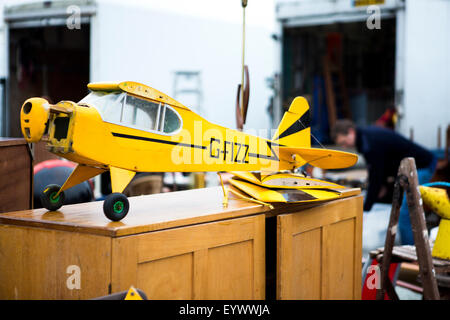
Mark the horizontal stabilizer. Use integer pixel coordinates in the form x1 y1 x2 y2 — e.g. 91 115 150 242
278 146 358 169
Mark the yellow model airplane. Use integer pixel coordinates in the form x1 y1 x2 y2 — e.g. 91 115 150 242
20 81 357 221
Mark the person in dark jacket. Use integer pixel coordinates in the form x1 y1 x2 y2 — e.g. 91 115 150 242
331 120 437 244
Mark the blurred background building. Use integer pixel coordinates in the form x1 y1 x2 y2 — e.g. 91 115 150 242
0 0 277 140
274 0 449 149
0 0 448 149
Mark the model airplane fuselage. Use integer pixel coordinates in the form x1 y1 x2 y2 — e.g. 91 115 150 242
20 81 357 221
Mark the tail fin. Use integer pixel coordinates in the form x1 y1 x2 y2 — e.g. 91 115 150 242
271 97 311 148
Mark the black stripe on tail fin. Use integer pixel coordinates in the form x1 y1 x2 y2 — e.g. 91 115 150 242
271 97 311 148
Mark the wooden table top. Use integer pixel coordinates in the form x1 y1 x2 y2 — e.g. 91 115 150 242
0 137 27 147
0 186 361 237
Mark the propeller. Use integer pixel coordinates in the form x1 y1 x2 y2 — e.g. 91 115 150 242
236 0 250 130
236 65 250 130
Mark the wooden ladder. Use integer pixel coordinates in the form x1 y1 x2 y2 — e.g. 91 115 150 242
323 55 351 128
377 157 440 300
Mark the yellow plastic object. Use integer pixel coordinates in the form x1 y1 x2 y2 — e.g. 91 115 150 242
124 286 144 300
20 98 50 143
420 186 450 219
432 219 450 260
229 178 341 203
421 186 450 260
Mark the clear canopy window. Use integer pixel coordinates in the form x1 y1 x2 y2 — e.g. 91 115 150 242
122 94 159 130
79 91 125 124
163 107 181 133
79 91 182 134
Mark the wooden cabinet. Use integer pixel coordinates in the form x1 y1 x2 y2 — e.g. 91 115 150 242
276 196 363 299
0 187 362 300
0 138 33 213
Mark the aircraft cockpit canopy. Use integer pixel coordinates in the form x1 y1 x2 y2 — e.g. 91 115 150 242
79 91 182 135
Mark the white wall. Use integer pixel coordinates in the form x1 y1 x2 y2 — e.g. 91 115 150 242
401 0 450 149
0 0 10 134
0 0 7 79
91 0 276 133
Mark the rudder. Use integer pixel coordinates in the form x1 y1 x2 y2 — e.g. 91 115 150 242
271 97 311 148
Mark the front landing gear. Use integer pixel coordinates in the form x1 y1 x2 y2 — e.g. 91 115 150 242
103 193 129 221
41 184 65 211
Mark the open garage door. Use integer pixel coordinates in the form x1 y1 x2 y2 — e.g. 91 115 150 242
4 0 95 138
281 18 396 143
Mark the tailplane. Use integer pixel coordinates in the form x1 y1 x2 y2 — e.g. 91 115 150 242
271 97 311 148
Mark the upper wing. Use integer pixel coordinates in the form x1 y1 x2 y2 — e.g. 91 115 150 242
278 146 358 169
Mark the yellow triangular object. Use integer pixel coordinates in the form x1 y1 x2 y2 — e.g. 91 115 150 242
124 286 144 300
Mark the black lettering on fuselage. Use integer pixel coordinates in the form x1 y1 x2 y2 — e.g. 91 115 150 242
210 137 220 158
222 141 231 160
208 137 251 164
234 142 242 163
242 144 249 163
